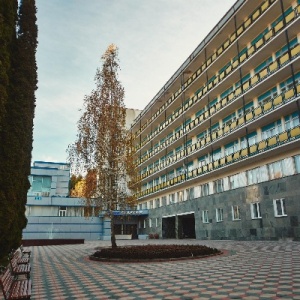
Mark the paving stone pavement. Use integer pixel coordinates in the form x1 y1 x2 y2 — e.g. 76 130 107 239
27 239 300 300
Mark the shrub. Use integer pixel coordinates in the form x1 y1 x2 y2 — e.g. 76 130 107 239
91 244 221 260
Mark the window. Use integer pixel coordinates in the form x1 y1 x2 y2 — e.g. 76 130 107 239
273 198 287 217
232 205 241 220
155 198 160 208
258 87 278 105
161 196 166 206
225 141 239 155
169 193 175 204
285 112 299 131
149 200 153 209
177 191 184 202
161 175 167 183
201 183 210 196
143 220 146 228
280 77 294 93
155 218 159 227
186 187 194 200
251 203 262 219
295 155 300 173
214 179 223 193
149 218 152 228
176 166 185 176
59 206 67 217
187 162 194 173
262 120 282 140
29 175 51 195
202 210 209 223
212 148 221 161
268 161 283 180
223 113 236 127
247 166 268 185
230 173 246 189
246 132 258 147
216 208 223 222
198 155 208 167
168 170 175 180
142 183 147 192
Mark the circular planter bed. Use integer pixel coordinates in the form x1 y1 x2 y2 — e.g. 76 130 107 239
90 244 221 262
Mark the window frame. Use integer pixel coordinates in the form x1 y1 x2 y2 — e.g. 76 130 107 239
251 202 262 219
59 206 67 217
201 183 210 196
202 210 209 223
214 179 224 193
273 198 287 217
232 205 241 220
216 208 223 222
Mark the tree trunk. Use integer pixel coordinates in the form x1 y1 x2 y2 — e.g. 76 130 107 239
110 213 117 248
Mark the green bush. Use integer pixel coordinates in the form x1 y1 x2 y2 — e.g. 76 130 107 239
91 244 221 260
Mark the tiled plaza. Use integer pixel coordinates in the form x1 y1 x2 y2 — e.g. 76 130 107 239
29 239 300 299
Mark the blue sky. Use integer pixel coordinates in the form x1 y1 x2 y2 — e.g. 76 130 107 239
33 0 236 163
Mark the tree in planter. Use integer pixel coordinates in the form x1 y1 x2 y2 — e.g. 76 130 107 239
68 44 140 248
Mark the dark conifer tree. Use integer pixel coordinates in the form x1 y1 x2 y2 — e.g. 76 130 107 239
0 0 37 259
0 0 19 259
0 0 17 124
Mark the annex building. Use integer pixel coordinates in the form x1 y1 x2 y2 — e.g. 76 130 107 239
131 0 300 240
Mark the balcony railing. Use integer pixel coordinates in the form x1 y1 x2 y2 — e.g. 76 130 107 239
139 73 300 175
137 124 300 198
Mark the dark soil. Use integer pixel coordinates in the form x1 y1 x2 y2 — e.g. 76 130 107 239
90 244 221 261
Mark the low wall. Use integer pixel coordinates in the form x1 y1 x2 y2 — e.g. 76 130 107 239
22 239 85 246
22 216 102 240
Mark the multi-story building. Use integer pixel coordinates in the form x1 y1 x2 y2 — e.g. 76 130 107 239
24 161 102 240
131 0 300 240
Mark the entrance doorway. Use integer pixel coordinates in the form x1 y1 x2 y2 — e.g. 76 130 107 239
162 216 176 238
178 213 195 238
114 224 138 239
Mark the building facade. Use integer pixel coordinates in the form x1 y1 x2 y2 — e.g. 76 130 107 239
23 161 102 240
131 0 300 240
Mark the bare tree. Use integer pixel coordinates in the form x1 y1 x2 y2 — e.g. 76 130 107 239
68 44 140 248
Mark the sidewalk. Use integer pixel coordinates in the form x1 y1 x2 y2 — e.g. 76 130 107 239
29 239 300 299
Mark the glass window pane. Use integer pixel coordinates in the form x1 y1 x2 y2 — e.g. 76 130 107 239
276 200 282 215
295 155 300 173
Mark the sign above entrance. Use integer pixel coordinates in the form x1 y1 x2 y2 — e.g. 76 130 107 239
113 210 149 216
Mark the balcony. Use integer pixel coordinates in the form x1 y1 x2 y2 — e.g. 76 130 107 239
137 124 300 199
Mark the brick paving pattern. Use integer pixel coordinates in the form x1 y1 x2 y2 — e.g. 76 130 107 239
28 239 300 299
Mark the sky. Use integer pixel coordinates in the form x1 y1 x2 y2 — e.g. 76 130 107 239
32 0 237 164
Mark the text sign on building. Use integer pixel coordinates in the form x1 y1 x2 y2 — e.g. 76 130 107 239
113 210 148 216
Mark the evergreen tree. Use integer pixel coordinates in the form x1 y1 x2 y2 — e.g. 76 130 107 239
0 0 18 259
0 0 17 125
0 0 37 259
